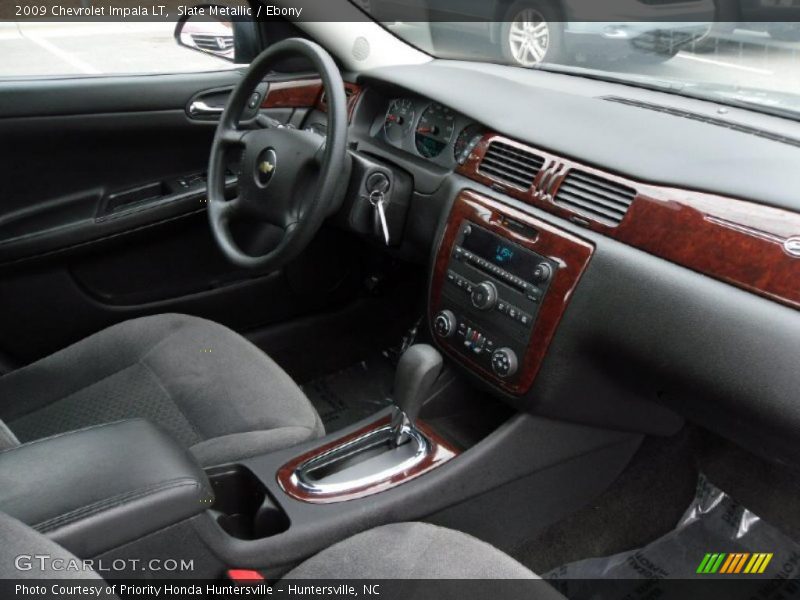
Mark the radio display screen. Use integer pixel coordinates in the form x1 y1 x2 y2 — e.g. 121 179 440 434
460 224 538 280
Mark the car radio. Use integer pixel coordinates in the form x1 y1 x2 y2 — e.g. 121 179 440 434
432 221 556 383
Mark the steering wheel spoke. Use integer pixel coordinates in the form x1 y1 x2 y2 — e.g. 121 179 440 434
255 114 286 130
217 196 242 220
218 127 248 147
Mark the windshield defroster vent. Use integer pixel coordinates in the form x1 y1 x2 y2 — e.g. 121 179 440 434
478 141 544 190
603 96 800 149
554 170 636 226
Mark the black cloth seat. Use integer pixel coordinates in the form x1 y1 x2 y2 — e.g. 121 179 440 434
0 514 566 599
286 521 544 579
0 314 324 466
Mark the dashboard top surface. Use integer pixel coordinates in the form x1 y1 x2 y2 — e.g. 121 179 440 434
356 60 800 212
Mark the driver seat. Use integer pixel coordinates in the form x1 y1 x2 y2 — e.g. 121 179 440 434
0 314 325 466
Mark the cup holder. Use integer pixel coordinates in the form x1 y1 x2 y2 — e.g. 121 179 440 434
205 465 290 540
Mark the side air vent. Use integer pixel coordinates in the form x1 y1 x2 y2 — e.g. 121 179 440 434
318 86 358 111
320 86 357 104
478 141 544 189
554 170 636 226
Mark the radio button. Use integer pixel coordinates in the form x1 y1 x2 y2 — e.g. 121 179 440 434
526 287 543 302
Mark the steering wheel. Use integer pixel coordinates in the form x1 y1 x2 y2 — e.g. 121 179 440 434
207 38 349 269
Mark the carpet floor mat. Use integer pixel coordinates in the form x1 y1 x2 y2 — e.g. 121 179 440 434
301 353 395 433
545 474 800 599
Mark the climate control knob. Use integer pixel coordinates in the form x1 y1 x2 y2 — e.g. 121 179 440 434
491 347 519 378
433 310 456 338
470 281 498 311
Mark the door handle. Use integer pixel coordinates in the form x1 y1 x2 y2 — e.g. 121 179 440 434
188 100 224 117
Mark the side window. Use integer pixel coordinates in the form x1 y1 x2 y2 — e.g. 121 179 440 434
0 17 244 78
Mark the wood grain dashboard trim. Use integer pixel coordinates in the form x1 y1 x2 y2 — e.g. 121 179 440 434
276 416 459 504
261 78 322 109
261 78 362 120
430 190 594 395
458 132 800 310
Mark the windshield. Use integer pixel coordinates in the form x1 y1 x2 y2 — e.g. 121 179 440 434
351 2 800 120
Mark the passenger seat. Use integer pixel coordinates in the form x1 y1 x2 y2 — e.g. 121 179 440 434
0 513 566 598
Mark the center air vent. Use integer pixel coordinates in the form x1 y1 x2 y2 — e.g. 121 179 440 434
478 141 544 190
554 170 635 226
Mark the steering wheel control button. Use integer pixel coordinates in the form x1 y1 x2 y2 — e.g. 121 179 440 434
433 310 456 338
256 148 278 187
491 348 519 378
470 281 498 310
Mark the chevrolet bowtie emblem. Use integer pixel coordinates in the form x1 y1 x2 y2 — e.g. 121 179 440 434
258 161 275 174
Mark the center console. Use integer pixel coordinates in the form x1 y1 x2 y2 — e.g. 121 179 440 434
0 419 210 558
430 190 594 395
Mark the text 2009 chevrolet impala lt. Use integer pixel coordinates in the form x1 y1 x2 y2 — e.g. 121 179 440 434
0 2 799 598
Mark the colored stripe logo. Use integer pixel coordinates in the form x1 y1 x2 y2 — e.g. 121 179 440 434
697 553 773 574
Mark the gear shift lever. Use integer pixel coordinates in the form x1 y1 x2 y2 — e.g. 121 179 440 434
391 344 443 446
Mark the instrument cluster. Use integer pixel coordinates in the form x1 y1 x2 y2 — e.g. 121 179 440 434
375 97 485 167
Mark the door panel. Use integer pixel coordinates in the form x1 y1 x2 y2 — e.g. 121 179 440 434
0 71 363 363
0 72 246 262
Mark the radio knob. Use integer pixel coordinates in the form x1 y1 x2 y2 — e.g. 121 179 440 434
433 310 456 338
470 281 498 310
533 262 553 284
491 347 519 378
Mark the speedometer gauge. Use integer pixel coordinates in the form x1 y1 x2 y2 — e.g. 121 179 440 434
384 98 415 143
415 103 455 158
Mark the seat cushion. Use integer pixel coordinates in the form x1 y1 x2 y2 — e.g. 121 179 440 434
0 314 324 466
286 522 546 580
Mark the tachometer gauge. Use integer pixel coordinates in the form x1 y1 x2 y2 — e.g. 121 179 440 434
384 98 415 143
454 124 486 165
415 103 455 158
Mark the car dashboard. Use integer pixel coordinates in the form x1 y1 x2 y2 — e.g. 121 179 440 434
262 62 800 466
